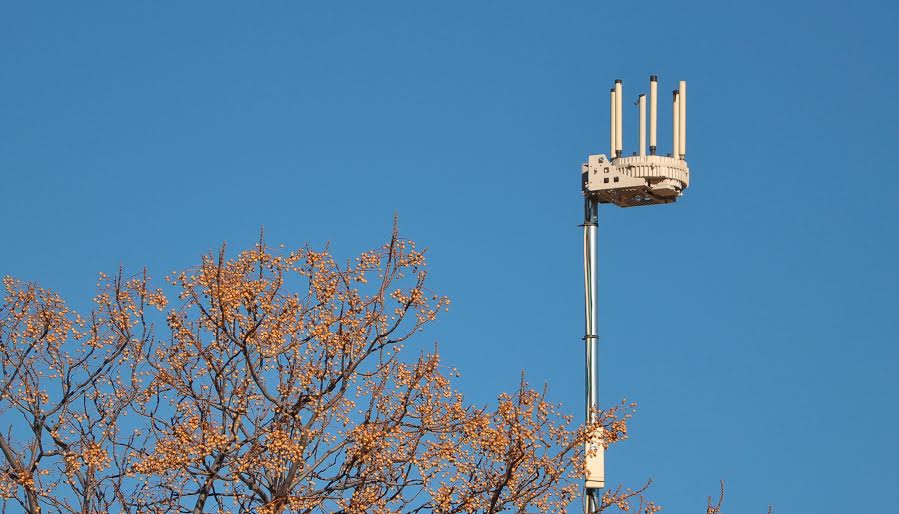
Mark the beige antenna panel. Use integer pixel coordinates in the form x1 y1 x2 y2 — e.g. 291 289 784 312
582 76 690 207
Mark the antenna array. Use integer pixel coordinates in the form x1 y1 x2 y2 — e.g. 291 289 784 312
579 75 692 513
583 76 690 207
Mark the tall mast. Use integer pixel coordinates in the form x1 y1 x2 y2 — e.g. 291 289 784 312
579 76 691 512
583 197 603 512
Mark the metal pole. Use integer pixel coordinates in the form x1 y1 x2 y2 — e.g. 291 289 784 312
672 90 680 160
609 88 616 157
639 94 646 157
614 80 623 158
678 80 687 159
583 196 603 512
649 75 658 155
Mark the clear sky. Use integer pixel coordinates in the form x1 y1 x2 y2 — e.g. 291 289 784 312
1 1 897 513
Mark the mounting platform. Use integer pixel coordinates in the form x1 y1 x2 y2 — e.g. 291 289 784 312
581 153 689 207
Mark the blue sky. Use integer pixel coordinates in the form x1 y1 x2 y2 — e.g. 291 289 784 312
1 1 897 512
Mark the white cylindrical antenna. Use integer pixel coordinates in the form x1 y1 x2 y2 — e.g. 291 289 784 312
638 94 646 157
678 80 687 159
672 90 680 159
649 75 657 155
614 79 623 158
610 88 616 157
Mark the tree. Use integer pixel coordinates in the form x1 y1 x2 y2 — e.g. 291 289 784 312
1 226 652 514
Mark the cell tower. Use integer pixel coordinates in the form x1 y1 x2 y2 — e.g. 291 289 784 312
580 76 689 512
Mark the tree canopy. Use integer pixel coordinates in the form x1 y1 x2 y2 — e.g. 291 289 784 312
1 228 649 514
